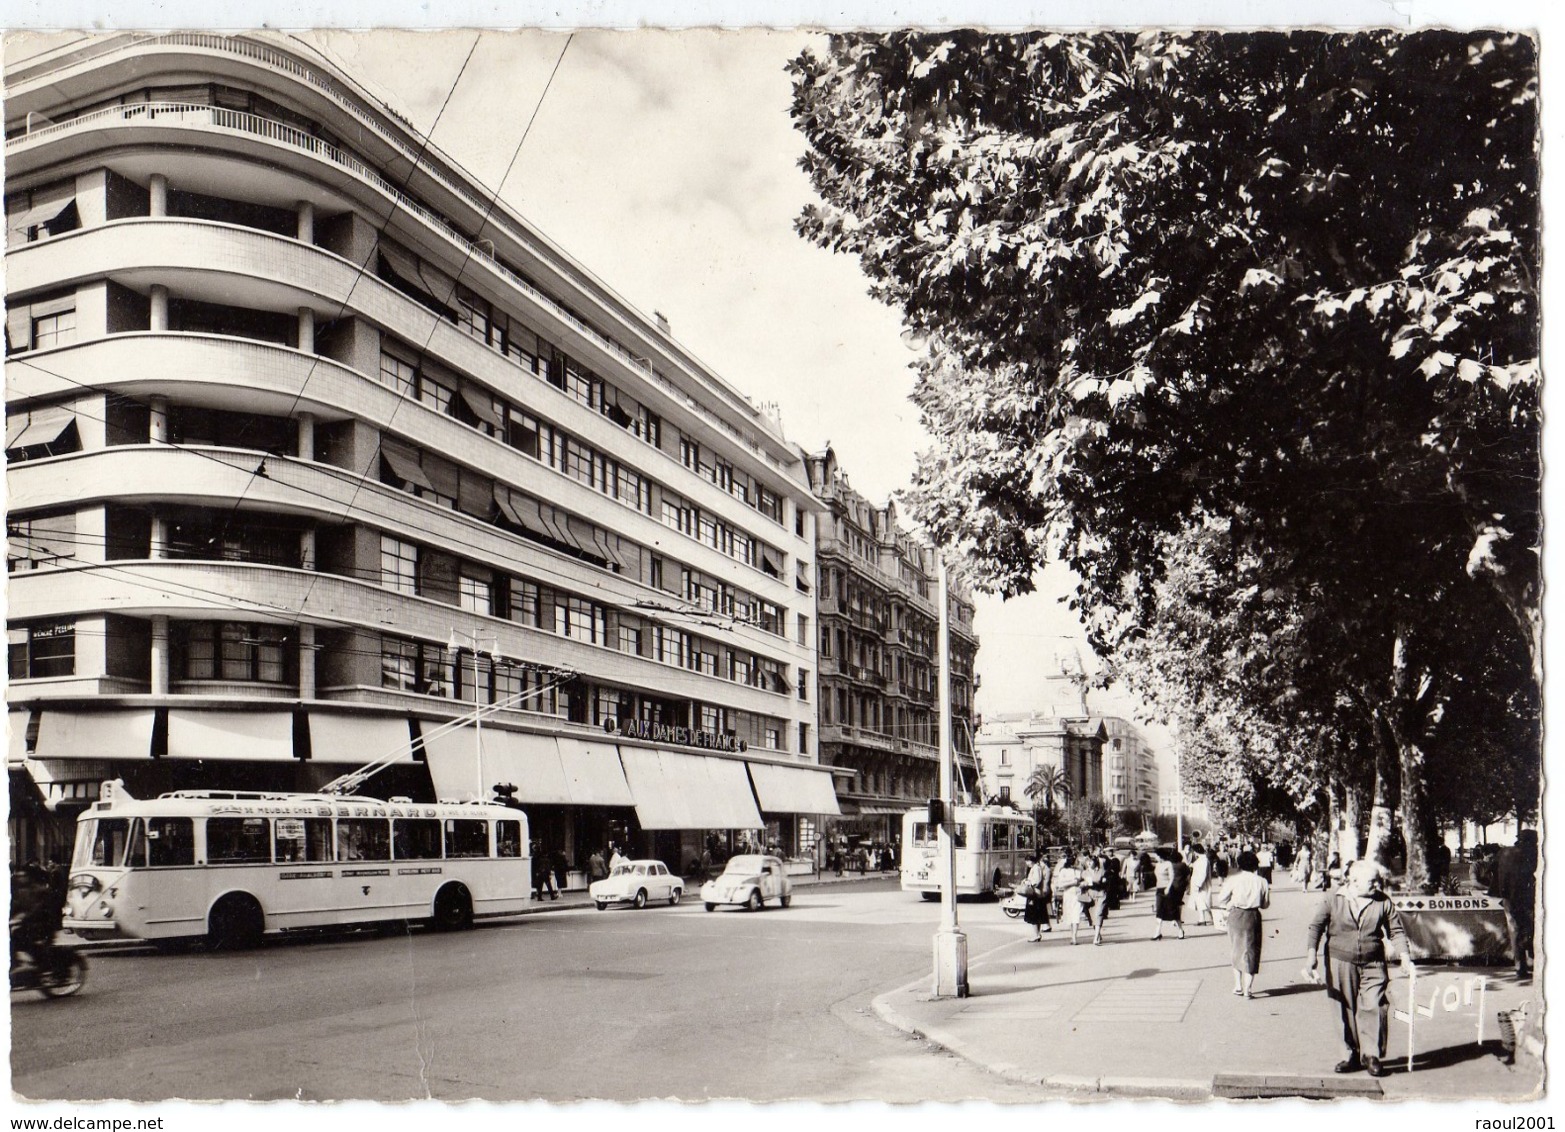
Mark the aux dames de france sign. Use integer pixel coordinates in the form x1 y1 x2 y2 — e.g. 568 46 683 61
602 717 748 753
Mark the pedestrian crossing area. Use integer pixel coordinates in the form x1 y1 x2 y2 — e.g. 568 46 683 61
1070 977 1204 1023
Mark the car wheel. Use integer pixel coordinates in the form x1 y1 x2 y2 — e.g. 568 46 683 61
633 889 648 910
780 893 792 909
595 900 608 911
704 902 716 912
747 889 764 912
921 891 940 902
669 888 682 906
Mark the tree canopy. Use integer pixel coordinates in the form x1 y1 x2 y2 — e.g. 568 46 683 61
791 30 1540 883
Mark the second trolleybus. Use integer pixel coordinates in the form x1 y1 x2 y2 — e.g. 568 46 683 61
900 804 1038 899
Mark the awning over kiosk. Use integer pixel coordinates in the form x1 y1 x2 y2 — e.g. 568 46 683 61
423 725 573 805
556 737 635 807
166 710 294 761
35 709 155 761
618 748 764 830
746 762 842 815
307 714 415 765
25 758 113 810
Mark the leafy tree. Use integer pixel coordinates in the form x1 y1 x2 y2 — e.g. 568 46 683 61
791 30 1540 887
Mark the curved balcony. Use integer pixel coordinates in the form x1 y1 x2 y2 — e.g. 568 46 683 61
6 323 804 606
6 559 806 720
6 445 808 662
6 88 796 469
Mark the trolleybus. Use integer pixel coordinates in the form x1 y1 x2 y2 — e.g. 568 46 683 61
63 782 531 948
900 804 1037 899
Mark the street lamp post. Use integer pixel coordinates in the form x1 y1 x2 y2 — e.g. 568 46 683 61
932 555 968 998
449 629 499 800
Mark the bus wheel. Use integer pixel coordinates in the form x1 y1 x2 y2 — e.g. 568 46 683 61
430 883 474 931
920 891 939 902
208 894 264 951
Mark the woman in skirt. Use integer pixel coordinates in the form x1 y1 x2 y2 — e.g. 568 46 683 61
1021 852 1051 940
1217 849 1272 998
1054 852 1092 945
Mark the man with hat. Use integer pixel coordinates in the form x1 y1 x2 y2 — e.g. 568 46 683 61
1303 858 1413 1077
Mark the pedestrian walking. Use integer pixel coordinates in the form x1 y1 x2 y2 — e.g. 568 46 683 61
1150 848 1186 940
532 842 558 900
1054 852 1091 945
1082 854 1110 945
1293 842 1313 889
1218 849 1271 998
1303 859 1414 1077
1021 852 1051 941
588 848 608 883
1190 845 1215 926
1257 843 1275 884
1121 852 1141 902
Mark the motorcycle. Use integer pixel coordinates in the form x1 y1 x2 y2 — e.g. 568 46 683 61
10 946 88 998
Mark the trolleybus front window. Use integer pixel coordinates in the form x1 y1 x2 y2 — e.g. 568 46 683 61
77 818 132 867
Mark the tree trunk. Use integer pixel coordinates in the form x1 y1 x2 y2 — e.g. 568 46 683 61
1388 632 1433 891
1365 726 1397 867
1338 783 1363 863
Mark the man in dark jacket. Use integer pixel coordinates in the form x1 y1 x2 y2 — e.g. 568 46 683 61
1304 859 1413 1077
1494 829 1538 978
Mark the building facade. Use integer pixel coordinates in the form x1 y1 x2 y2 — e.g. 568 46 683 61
976 710 1158 819
5 32 837 878
803 449 979 848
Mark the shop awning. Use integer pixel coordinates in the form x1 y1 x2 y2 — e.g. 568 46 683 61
34 709 156 761
746 762 841 815
555 737 635 807
307 713 415 765
165 710 295 761
25 758 112 810
618 748 763 830
423 724 573 806
853 803 915 816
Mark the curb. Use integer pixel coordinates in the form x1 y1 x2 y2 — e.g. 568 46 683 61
871 987 1213 1098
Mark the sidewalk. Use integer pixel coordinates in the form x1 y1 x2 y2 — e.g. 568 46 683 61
872 882 1543 1101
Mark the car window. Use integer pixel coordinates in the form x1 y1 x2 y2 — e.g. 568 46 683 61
611 864 632 876
652 863 665 875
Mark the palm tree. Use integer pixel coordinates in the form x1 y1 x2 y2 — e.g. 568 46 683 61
1024 764 1070 815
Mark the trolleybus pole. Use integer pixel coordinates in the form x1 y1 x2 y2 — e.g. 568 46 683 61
932 555 968 998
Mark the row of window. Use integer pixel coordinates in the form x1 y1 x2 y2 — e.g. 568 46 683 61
380 344 784 573
83 813 520 868
376 633 795 751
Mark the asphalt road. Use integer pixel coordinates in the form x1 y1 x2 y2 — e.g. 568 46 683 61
12 880 1049 1103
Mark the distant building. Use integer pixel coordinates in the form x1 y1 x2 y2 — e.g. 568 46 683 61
977 710 1158 816
804 448 979 846
1158 792 1212 825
